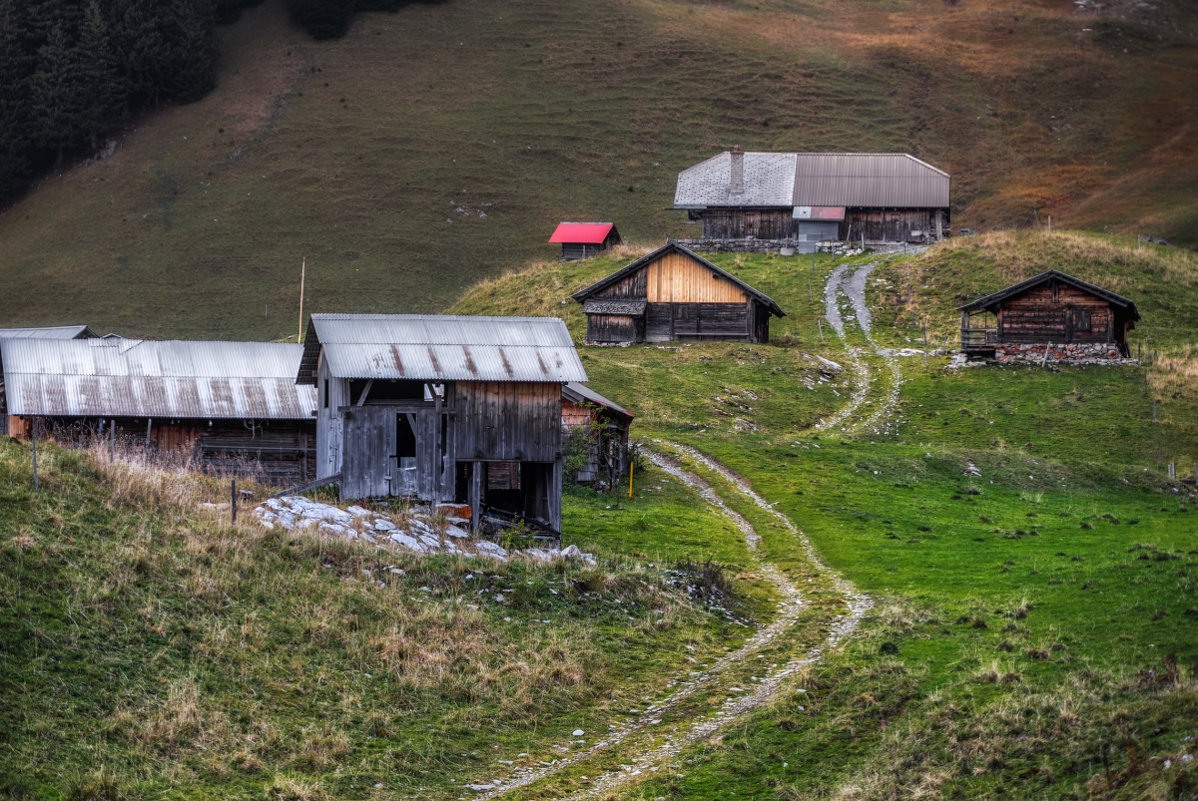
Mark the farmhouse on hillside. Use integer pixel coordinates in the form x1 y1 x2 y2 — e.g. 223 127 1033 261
297 314 587 535
673 148 951 252
549 222 622 261
572 242 784 344
562 382 634 486
0 337 317 482
958 270 1140 361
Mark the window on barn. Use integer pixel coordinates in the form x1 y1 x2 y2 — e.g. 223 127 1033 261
396 414 417 458
350 379 424 403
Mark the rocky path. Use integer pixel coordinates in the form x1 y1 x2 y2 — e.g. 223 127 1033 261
460 445 868 801
815 260 904 436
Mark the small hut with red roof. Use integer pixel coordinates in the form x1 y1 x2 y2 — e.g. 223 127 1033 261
549 222 622 261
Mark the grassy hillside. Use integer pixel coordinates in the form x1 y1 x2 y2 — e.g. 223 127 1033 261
0 0 1195 337
0 439 788 800
448 232 1198 799
4 233 1196 799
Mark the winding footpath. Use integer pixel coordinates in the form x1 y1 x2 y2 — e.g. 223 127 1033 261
461 444 869 800
458 254 916 800
814 260 904 436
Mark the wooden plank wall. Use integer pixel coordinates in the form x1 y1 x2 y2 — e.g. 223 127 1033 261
593 269 647 301
586 314 642 343
998 285 1116 344
315 361 348 479
700 210 793 239
843 210 934 242
646 251 748 304
455 382 561 462
646 302 754 342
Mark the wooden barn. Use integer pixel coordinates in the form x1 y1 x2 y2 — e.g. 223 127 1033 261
297 314 587 535
549 222 622 261
0 337 317 483
562 382 633 486
0 325 96 435
571 242 784 344
958 270 1140 361
673 149 951 252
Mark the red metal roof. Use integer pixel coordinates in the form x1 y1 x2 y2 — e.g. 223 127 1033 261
549 222 615 244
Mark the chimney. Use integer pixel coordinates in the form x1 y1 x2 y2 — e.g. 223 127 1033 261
729 145 744 194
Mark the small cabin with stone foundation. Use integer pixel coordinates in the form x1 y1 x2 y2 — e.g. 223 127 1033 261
572 242 784 344
958 270 1140 361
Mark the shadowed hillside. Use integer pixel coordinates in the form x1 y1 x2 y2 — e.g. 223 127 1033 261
0 0 1194 338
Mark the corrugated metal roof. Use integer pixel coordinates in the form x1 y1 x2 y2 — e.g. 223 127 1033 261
563 382 633 421
0 325 94 340
1 338 316 419
792 153 949 207
299 314 587 384
674 151 949 209
549 222 617 244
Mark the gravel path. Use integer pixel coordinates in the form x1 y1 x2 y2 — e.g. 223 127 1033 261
816 259 906 435
459 445 868 801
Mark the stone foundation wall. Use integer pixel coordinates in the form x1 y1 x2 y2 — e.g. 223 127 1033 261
994 342 1130 363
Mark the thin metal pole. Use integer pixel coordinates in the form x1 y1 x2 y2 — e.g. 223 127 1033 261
144 418 152 463
231 479 237 524
298 257 306 342
31 417 39 490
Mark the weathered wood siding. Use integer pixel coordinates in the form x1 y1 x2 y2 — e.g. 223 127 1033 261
591 269 647 301
843 209 935 243
455 382 562 462
586 314 643 344
562 243 602 261
699 209 793 239
646 251 750 304
315 359 348 478
998 284 1116 344
646 303 753 342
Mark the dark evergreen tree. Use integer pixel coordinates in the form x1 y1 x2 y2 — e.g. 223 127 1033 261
285 0 353 40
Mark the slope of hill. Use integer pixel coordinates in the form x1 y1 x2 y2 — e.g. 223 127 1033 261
4 233 1196 799
0 0 1194 338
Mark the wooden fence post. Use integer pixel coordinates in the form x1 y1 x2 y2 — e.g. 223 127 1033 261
231 479 237 524
31 416 39 491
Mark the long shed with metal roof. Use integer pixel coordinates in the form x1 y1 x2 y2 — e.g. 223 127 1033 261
673 148 951 251
298 314 588 534
571 242 784 344
1 337 316 482
0 325 95 435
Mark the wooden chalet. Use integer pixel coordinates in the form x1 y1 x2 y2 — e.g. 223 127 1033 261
958 270 1140 361
549 222 622 261
0 337 317 483
571 242 784 344
297 314 587 535
673 149 951 252
562 382 633 486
